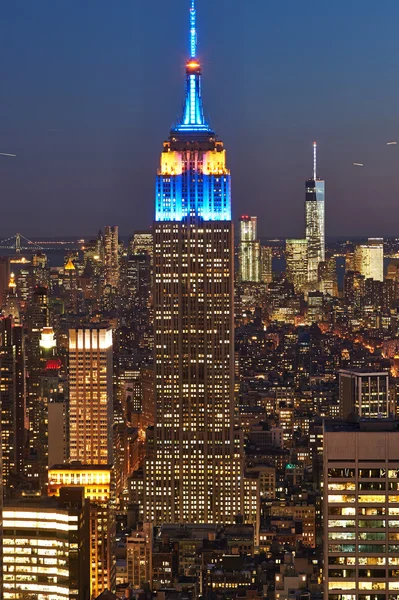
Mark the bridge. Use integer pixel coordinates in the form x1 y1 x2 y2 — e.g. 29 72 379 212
0 233 44 253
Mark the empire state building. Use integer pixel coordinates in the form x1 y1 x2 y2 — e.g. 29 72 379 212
143 1 253 525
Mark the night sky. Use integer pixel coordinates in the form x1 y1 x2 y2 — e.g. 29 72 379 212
1 0 399 238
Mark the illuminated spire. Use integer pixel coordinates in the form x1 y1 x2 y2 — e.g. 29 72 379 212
313 142 317 180
190 0 197 59
174 0 213 133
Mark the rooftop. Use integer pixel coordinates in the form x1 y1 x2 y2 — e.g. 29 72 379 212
324 418 399 433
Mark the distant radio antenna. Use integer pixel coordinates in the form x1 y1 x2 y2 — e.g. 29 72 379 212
313 141 317 180
190 0 197 58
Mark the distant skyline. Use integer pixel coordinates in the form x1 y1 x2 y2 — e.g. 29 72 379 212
1 0 399 238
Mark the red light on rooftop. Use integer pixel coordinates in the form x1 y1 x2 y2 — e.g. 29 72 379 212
46 358 62 370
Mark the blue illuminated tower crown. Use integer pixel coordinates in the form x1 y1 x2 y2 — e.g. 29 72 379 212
174 0 213 134
155 0 231 222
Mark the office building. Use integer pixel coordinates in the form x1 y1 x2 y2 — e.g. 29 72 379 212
69 326 113 464
339 369 391 418
0 316 26 488
354 238 384 282
305 143 325 286
318 257 338 296
2 488 90 600
285 238 308 293
239 216 261 282
48 465 115 598
130 231 153 259
126 252 151 308
261 245 273 284
144 0 245 525
324 419 399 600
26 287 51 487
104 225 120 288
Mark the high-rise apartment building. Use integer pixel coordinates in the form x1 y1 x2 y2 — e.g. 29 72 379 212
143 0 246 525
68 326 113 464
104 225 120 288
306 143 325 286
239 216 261 282
286 238 308 293
354 238 384 282
339 369 392 419
324 419 399 600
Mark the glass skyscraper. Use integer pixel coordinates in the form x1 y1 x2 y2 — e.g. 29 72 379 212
143 1 256 526
306 143 325 286
239 216 261 283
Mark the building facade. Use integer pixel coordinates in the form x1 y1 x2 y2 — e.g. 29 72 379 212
0 316 26 489
324 419 399 600
2 489 90 600
354 238 384 282
285 238 308 293
48 465 115 598
239 216 261 283
104 225 120 289
339 369 391 419
261 246 273 284
143 0 246 525
305 143 325 286
68 326 113 464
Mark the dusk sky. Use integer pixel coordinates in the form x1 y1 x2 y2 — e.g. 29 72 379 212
1 0 399 238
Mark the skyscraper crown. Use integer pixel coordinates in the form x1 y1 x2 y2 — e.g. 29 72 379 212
155 0 231 222
173 0 213 134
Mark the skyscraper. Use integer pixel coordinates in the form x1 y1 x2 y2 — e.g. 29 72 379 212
306 143 325 286
3 489 90 600
144 0 245 524
239 216 261 282
68 326 113 464
354 238 384 282
261 246 273 284
324 419 399 600
104 225 120 288
48 465 115 597
285 238 308 293
0 316 26 488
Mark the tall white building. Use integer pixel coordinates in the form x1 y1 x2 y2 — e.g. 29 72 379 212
324 419 399 600
354 238 384 282
68 326 113 464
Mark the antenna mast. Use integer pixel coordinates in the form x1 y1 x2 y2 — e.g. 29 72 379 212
190 0 197 58
313 142 317 180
